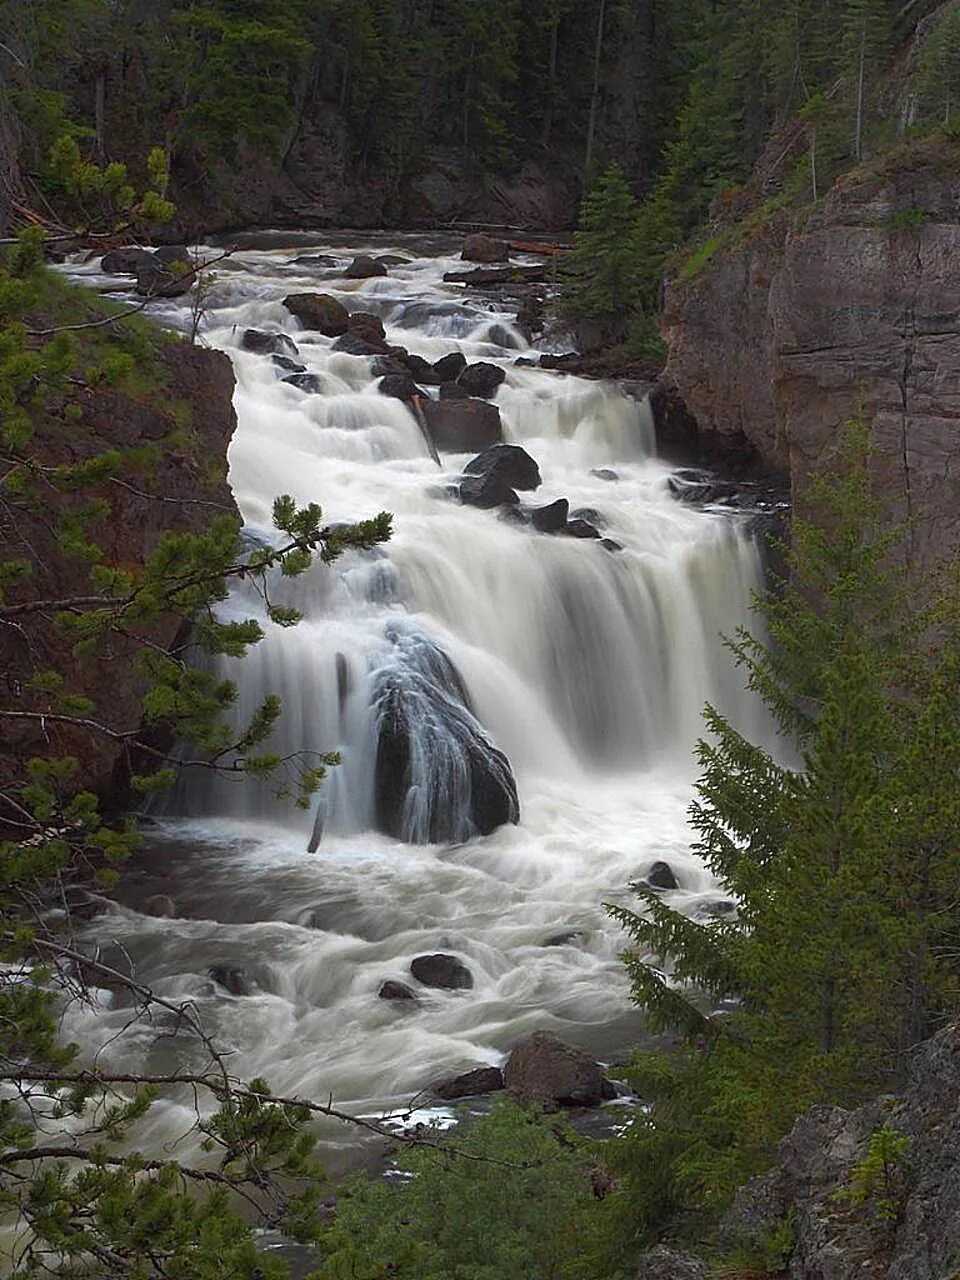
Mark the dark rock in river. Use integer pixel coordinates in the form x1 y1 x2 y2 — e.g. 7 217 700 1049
422 397 503 452
344 254 387 278
464 443 541 492
291 254 339 268
283 373 324 394
439 380 472 399
458 361 506 399
504 1031 610 1107
563 518 602 539
271 353 307 373
332 332 389 357
570 506 605 528
378 980 418 1002
531 498 569 533
347 310 386 345
242 328 299 357
543 930 586 947
136 259 195 297
444 265 548 286
591 468 620 482
435 1066 504 1099
209 966 252 996
644 860 679 891
282 292 349 336
378 372 419 402
462 232 510 263
372 624 519 843
459 472 519 509
433 351 467 382
101 246 156 275
601 538 624 552
153 244 191 268
403 352 440 385
411 953 474 990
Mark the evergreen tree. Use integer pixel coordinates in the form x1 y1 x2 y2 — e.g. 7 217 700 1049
561 166 642 342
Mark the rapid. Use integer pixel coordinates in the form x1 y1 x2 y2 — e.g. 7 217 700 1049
63 234 768 1168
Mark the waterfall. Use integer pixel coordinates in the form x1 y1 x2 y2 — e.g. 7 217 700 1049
62 236 768 1160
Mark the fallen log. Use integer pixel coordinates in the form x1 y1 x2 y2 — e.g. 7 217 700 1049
443 264 551 286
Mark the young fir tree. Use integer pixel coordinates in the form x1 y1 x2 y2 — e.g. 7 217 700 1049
560 166 642 344
0 231 392 1276
608 423 960 1208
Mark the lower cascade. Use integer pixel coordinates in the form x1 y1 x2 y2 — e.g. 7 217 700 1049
64 233 770 1163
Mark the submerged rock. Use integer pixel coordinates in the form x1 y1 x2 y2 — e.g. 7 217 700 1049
644 860 679 891
411 953 474 990
464 443 542 492
504 1031 610 1107
282 373 324 394
371 625 519 843
271 353 307 373
208 966 252 996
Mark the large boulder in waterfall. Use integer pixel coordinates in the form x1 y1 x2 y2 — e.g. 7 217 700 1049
458 362 506 399
402 352 440 385
422 398 503 453
464 443 541 492
241 328 299 357
378 372 420 402
345 254 387 278
531 498 569 533
563 518 603 539
434 1066 504 1099
459 472 519 509
439 381 471 399
462 232 510 264
433 351 467 382
282 292 348 336
371 625 520 843
347 311 386 345
411 953 474 990
504 1031 610 1107
101 246 156 275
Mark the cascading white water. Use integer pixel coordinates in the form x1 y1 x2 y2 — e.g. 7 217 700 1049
62 235 769 1167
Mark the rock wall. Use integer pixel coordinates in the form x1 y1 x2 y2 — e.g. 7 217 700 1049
661 138 960 571
0 343 239 812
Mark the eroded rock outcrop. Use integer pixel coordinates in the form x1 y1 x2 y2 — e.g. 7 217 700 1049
661 137 960 569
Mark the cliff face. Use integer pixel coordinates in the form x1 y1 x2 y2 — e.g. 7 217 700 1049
0 341 239 809
661 139 960 570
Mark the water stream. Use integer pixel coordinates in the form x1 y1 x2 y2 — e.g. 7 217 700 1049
64 235 767 1169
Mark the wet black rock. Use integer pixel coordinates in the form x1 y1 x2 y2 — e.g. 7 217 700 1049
271 353 307 374
242 329 299 357
101 246 156 275
291 254 339 268
422 397 503 452
601 538 624 552
591 468 619 482
282 373 324 393
344 254 387 279
378 373 420 401
498 504 531 526
376 254 409 268
411 953 474 990
435 1066 504 1100
372 626 519 843
142 894 176 918
433 351 467 382
464 443 541 492
153 244 191 267
378 980 418 1001
209 966 252 996
459 471 519 509
543 930 586 947
531 498 569 533
282 292 348 335
136 259 195 297
347 311 387 345
462 232 510 263
563 518 602 539
403 353 440 385
370 355 409 378
644 860 679 891
439 381 472 399
332 333 389 357
570 506 605 528
458 361 506 399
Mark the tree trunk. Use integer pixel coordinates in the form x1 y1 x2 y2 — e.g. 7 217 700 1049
94 67 107 165
585 0 607 176
853 23 866 161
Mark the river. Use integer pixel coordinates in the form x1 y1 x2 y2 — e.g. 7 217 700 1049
63 233 767 1172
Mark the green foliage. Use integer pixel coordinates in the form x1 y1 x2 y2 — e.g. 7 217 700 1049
887 207 932 230
315 1098 605 1280
561 166 643 341
45 134 175 234
836 1125 911 1223
0 238 393 1275
610 421 960 1211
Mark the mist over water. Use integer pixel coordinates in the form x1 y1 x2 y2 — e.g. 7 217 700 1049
64 236 766 1166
